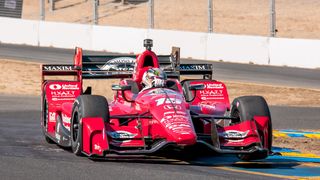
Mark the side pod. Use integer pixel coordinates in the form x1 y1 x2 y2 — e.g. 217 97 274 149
82 117 109 156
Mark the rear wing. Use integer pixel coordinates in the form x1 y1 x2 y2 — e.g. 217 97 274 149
42 47 213 81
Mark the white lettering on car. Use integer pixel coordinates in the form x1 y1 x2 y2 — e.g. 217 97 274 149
160 112 192 134
51 91 76 98
199 90 223 96
43 66 73 71
219 130 249 138
156 97 182 106
49 112 56 122
204 83 224 89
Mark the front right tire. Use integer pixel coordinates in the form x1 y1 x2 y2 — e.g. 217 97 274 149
230 96 272 161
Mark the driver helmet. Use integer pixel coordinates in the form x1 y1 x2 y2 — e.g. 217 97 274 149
142 68 167 88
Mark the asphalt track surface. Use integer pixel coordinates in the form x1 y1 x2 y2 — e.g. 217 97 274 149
1 43 320 89
1 95 320 180
0 43 319 129
0 95 278 180
1 43 320 179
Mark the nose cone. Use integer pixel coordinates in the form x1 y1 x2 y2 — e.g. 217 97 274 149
174 132 197 145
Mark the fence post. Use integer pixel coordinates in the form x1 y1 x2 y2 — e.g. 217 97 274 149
40 0 45 20
93 0 99 25
270 0 276 37
148 0 154 29
49 0 55 12
208 0 213 33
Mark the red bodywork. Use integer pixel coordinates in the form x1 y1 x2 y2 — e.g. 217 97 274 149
41 45 271 158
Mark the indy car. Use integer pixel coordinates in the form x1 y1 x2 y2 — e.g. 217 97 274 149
41 39 272 160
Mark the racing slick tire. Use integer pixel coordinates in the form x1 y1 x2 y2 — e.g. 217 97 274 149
42 94 55 144
230 96 272 161
71 95 109 156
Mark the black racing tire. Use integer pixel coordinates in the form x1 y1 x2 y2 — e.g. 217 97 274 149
42 93 55 144
230 96 272 161
70 95 109 156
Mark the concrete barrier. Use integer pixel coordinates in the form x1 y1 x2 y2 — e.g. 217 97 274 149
0 17 320 69
206 34 269 65
269 38 320 68
0 17 39 46
38 21 93 50
148 29 208 60
92 25 147 54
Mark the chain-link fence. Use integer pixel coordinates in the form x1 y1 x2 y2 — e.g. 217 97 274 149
20 0 320 39
0 0 23 18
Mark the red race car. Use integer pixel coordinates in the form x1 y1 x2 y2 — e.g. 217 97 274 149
41 39 272 160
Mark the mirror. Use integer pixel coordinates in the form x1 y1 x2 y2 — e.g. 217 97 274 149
112 85 131 91
186 84 205 102
112 84 135 102
189 84 205 90
83 86 92 94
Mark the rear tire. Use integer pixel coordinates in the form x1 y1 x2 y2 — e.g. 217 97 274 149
230 96 272 161
42 94 55 144
71 95 109 156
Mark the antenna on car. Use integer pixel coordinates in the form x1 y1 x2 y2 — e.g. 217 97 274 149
144 39 153 51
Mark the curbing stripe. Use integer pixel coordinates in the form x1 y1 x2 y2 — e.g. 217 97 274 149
273 130 320 139
281 152 320 159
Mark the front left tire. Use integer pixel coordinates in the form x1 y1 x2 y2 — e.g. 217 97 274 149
70 95 109 156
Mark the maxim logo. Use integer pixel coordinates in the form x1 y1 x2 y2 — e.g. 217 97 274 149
180 65 207 70
43 65 73 71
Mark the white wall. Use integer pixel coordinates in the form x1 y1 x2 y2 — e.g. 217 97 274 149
206 34 269 65
0 17 39 46
38 21 93 50
92 26 147 54
148 29 208 60
269 38 320 68
0 17 320 69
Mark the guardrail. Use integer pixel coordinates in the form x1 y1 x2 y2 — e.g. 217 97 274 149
0 17 319 69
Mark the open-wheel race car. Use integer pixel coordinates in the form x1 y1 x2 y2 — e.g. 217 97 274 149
41 39 272 160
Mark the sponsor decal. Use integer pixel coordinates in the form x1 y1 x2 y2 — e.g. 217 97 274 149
225 139 245 143
43 65 73 71
55 133 61 140
94 144 101 151
163 104 182 110
163 111 186 116
49 84 62 90
49 84 79 90
52 98 76 101
51 91 76 98
49 112 56 122
199 90 223 97
156 97 182 106
204 83 224 89
160 111 192 134
108 131 137 139
62 114 71 130
100 57 135 71
146 89 177 95
219 130 249 138
106 57 136 64
201 97 224 100
135 104 141 111
180 65 207 70
61 84 79 90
